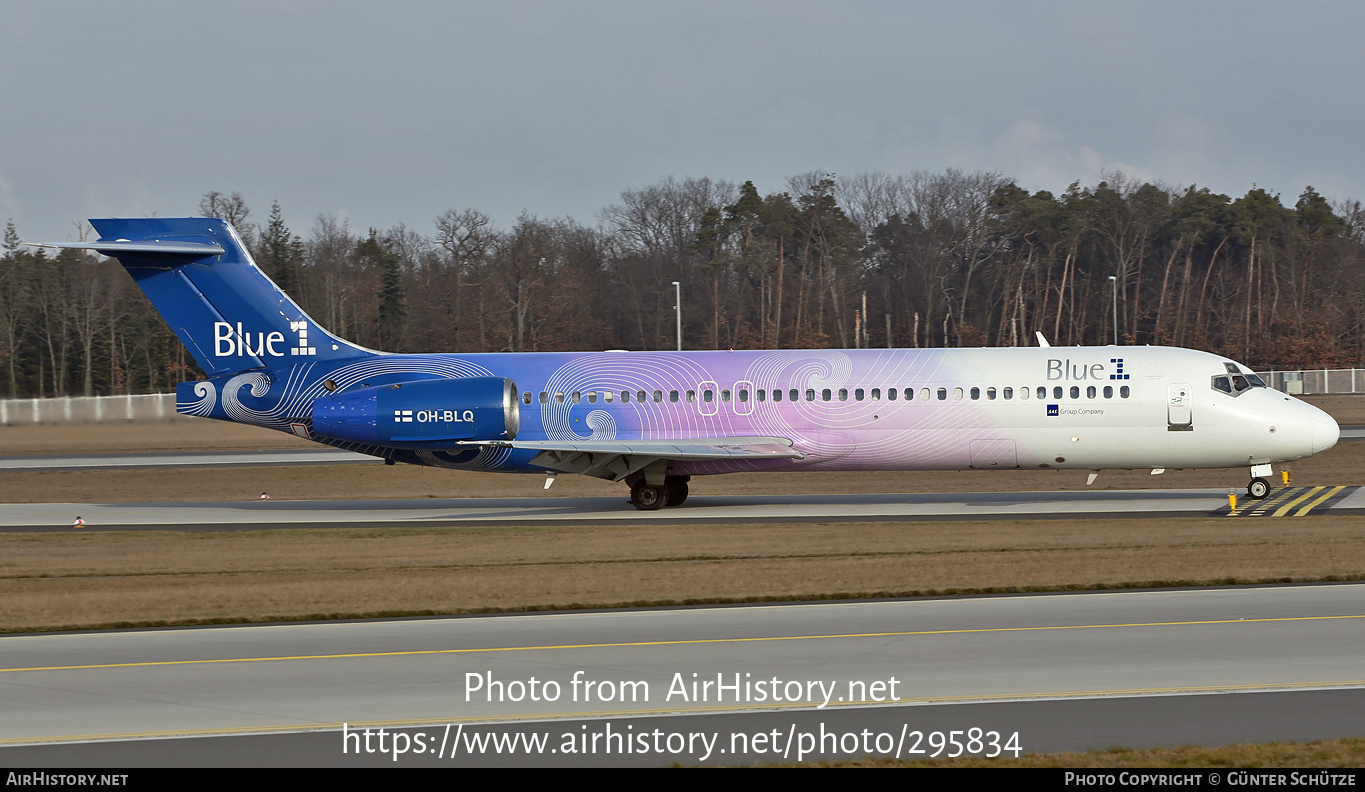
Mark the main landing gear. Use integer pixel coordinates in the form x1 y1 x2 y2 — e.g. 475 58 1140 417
629 475 690 511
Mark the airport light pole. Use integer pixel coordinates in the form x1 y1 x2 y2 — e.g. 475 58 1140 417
1108 275 1118 345
671 281 682 351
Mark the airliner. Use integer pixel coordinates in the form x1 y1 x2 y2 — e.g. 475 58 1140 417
32 217 1340 509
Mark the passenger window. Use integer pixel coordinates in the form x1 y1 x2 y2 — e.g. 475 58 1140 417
986 387 996 400
806 389 815 401
921 388 931 401
1003 387 1013 400
871 388 881 400
620 391 630 403
1069 386 1079 399
722 389 731 402
555 392 566 404
735 389 744 402
856 388 865 401
1086 386 1096 399
1021 387 1030 400
773 389 782 402
587 391 597 404
756 389 765 402
686 390 696 402
1120 386 1130 398
1053 387 1063 399
953 387 963 400
1104 386 1113 398
970 387 980 400
572 391 582 404
838 388 847 401
669 390 679 403
637 390 646 402
653 390 663 402
702 390 712 403
539 391 549 404
790 389 799 402
937 388 947 401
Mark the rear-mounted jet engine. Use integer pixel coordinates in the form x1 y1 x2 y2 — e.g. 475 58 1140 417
311 377 519 448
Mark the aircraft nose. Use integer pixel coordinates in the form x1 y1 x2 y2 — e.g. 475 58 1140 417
1312 415 1340 454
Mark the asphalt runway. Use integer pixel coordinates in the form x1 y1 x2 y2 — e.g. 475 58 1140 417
2 486 1361 531
3 585 1364 766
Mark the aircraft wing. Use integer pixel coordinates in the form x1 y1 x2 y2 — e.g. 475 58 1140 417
461 436 803 481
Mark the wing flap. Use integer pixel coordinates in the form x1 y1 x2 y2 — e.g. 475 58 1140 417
460 436 803 482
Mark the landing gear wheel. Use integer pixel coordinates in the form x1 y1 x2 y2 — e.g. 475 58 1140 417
665 477 689 507
1247 477 1270 499
630 482 670 511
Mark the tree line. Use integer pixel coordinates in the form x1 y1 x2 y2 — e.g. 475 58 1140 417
2 172 1363 398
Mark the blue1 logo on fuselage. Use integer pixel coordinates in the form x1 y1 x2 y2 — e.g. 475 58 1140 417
1046 358 1110 381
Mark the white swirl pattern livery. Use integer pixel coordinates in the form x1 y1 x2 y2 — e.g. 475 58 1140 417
63 216 1336 510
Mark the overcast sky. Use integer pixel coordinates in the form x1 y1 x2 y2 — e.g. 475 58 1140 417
3 1 1363 243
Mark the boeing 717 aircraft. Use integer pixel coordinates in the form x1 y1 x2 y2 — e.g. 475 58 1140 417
33 217 1340 509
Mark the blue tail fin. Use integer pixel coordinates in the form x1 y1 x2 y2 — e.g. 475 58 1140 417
83 217 373 376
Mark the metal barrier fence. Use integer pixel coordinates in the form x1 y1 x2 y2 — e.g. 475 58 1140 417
0 393 178 426
1 368 1361 426
1256 369 1365 396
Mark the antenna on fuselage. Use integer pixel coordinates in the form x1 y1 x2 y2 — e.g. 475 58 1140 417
1035 331 1051 348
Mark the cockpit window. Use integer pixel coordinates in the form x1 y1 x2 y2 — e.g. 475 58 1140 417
1215 362 1268 395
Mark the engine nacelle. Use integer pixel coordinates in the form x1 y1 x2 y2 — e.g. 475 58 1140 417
311 376 519 448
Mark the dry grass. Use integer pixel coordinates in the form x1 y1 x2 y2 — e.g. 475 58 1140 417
2 516 1362 633
3 397 1363 765
807 738 1365 767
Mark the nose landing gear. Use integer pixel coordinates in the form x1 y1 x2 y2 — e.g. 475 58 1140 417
1246 463 1275 499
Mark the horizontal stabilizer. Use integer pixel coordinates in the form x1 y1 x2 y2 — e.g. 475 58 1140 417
26 240 225 259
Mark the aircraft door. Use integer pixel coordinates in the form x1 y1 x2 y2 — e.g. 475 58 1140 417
1167 383 1193 431
698 380 718 416
734 380 754 416
969 439 1018 469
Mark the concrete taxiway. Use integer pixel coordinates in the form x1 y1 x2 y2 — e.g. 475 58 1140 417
2 585 1363 765
0 448 379 472
1 486 1360 531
